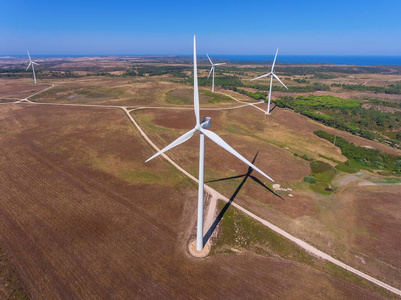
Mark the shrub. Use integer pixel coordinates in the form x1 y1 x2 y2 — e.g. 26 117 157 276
303 176 317 184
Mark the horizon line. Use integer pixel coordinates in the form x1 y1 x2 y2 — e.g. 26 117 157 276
2 54 401 57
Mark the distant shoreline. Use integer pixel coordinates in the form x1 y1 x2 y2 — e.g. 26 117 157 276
1 54 401 66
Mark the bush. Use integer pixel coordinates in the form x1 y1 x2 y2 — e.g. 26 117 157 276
303 176 317 184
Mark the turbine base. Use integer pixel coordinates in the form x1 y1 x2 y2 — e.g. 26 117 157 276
188 240 211 258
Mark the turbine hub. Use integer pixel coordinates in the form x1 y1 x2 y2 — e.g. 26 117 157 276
200 117 212 129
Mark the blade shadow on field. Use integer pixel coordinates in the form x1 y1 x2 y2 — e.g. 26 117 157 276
203 151 284 245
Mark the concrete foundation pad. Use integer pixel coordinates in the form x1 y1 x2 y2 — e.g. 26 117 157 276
188 240 211 258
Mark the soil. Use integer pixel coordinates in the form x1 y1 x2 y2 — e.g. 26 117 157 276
0 79 49 99
0 104 386 299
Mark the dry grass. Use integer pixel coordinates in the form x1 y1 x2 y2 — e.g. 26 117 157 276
0 78 49 99
0 104 390 299
30 77 190 107
134 103 401 289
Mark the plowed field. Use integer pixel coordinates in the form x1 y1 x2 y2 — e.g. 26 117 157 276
0 104 387 299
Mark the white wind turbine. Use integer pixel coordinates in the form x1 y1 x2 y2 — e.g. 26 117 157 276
26 50 39 84
206 54 226 92
251 48 288 114
146 36 274 252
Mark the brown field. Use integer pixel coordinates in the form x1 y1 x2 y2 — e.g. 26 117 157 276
340 185 401 280
0 104 392 299
0 79 49 100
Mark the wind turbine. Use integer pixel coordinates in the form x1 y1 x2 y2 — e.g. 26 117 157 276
251 48 288 114
206 54 226 93
26 50 39 84
146 36 274 252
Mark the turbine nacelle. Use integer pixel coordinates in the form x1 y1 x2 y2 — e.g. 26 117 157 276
200 117 212 129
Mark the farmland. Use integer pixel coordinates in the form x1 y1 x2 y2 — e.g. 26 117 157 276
0 56 401 298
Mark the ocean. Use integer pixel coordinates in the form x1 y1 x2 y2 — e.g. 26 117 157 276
3 54 401 66
209 55 401 66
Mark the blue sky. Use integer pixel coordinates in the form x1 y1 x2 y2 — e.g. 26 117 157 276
1 0 401 55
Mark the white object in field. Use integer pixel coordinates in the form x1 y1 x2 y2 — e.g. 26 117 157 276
251 48 288 114
206 53 226 92
26 50 39 84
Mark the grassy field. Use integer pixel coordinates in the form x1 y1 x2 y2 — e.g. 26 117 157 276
133 101 401 289
165 88 233 105
0 104 392 298
28 77 186 106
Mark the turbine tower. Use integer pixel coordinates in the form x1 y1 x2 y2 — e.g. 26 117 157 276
26 50 39 84
251 48 288 114
206 54 226 92
146 36 274 252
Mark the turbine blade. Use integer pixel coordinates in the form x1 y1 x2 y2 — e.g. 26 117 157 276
26 62 31 71
207 66 213 79
32 62 39 65
273 73 288 89
193 36 200 125
206 53 213 65
27 50 31 61
271 48 279 72
145 128 197 163
250 73 270 81
201 128 274 182
214 63 226 66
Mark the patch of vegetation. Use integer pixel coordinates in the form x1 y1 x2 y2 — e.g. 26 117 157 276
341 83 401 95
303 176 317 184
367 98 401 109
234 88 266 100
368 177 401 184
214 201 312 263
275 94 401 148
303 160 338 194
276 94 361 111
318 154 340 163
165 89 232 105
124 65 188 78
186 75 244 89
293 78 310 84
315 130 401 174
0 249 29 300
277 65 396 76
335 160 359 173
325 262 394 298
120 170 162 184
252 82 331 93
313 73 337 79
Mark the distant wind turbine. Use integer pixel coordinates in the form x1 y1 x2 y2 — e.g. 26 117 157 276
251 48 288 114
206 54 226 92
146 36 274 252
26 50 39 84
